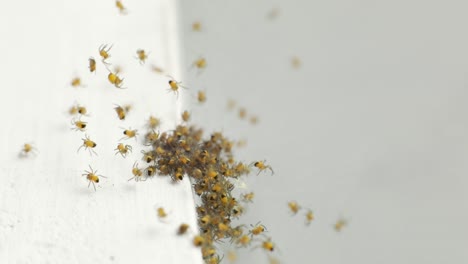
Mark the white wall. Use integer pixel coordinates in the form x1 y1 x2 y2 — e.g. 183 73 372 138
0 1 202 263
180 0 468 263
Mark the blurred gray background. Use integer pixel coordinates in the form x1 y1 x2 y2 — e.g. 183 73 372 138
179 0 468 263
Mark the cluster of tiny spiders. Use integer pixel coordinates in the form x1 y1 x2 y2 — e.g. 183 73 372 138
134 109 278 262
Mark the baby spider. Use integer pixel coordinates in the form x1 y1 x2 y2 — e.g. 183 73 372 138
156 206 168 220
192 21 202 32
235 234 251 248
144 131 159 145
70 118 87 132
68 105 78 115
232 205 245 218
146 115 161 129
239 108 247 119
202 247 217 259
227 99 236 111
88 57 96 73
19 143 38 157
241 192 255 203
206 255 223 264
249 222 267 236
68 103 88 116
141 150 155 163
135 49 149 64
77 134 98 156
173 168 184 181
114 143 132 158
70 77 85 88
305 209 314 225
123 104 132 113
82 165 106 191
120 128 138 141
108 72 126 89
193 235 205 247
114 104 127 120
291 56 301 69
177 223 190 235
77 105 89 116
167 76 187 98
150 64 164 74
257 237 275 252
334 218 347 232
197 90 206 103
193 57 206 69
227 251 237 263
145 166 156 177
128 161 145 182
251 160 274 175
115 0 128 14
181 110 191 122
99 44 113 65
288 201 301 215
249 115 259 125
191 57 207 75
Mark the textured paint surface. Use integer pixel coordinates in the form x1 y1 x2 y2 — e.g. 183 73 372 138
0 1 201 263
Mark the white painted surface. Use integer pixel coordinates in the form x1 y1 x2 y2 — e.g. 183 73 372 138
180 0 468 263
0 1 202 263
